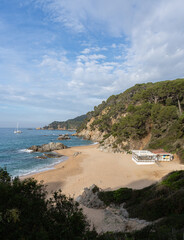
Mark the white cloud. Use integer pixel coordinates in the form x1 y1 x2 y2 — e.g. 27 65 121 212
1 0 184 126
81 48 90 54
32 0 184 88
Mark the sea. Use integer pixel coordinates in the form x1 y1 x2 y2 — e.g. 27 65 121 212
0 128 92 177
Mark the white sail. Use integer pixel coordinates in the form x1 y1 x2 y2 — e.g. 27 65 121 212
14 123 22 134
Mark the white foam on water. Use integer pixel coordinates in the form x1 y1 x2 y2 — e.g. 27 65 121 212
19 149 33 153
15 156 68 177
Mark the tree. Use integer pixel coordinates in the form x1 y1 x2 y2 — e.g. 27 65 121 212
0 168 97 240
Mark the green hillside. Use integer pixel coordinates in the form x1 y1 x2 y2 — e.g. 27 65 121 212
43 114 87 130
77 79 184 162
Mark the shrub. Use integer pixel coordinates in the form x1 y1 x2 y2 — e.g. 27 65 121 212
0 168 97 240
98 188 132 205
161 171 184 190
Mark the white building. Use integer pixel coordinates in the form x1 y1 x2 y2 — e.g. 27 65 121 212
132 149 173 164
132 150 157 163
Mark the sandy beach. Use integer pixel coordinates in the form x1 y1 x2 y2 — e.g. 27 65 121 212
31 144 184 198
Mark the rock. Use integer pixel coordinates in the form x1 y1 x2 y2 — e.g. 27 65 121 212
73 152 81 157
77 186 152 233
28 142 68 152
76 185 105 209
29 145 39 151
57 134 71 140
44 153 63 158
119 203 129 218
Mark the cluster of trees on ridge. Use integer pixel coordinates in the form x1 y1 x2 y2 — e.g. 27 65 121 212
1 168 184 240
43 115 87 130
77 79 184 162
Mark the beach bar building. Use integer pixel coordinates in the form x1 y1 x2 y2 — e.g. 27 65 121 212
132 150 157 163
151 149 173 161
132 149 173 164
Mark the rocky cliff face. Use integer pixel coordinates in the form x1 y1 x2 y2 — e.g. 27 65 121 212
77 118 106 142
77 79 184 160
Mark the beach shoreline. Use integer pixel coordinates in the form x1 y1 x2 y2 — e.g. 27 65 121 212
28 144 184 198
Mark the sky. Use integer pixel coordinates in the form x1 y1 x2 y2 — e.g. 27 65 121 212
0 0 184 127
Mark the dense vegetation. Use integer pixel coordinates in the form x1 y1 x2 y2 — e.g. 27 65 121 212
98 171 184 240
77 79 184 161
43 114 87 130
0 168 97 240
1 168 183 240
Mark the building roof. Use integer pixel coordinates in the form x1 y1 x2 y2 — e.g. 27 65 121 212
132 150 156 156
150 149 172 155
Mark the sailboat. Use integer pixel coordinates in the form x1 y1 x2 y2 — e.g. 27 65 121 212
14 123 22 134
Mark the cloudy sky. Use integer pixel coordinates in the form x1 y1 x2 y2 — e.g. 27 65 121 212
0 0 184 127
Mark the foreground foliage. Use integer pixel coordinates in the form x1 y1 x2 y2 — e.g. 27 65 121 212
0 168 97 240
1 169 184 240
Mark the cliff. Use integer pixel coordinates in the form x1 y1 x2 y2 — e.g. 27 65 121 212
77 79 184 161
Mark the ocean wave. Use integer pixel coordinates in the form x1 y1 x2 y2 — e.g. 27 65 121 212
91 142 99 145
13 156 68 177
14 167 55 177
19 149 33 153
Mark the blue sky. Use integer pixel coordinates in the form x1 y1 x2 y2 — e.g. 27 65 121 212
0 0 184 127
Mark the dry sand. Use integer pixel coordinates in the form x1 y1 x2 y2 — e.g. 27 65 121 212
31 144 184 198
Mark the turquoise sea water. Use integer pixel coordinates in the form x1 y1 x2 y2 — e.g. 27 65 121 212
0 128 92 177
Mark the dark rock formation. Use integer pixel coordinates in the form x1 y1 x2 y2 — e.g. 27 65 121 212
57 134 71 140
29 142 67 152
44 153 64 158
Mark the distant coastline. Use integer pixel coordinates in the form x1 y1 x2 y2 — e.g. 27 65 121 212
36 127 77 131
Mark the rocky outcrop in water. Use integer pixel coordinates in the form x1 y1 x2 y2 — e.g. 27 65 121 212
44 153 64 158
28 142 67 152
57 134 71 140
34 152 63 160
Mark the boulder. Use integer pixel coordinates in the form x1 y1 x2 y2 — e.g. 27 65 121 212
76 185 105 209
57 134 71 140
29 145 39 151
28 142 67 152
44 153 63 158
